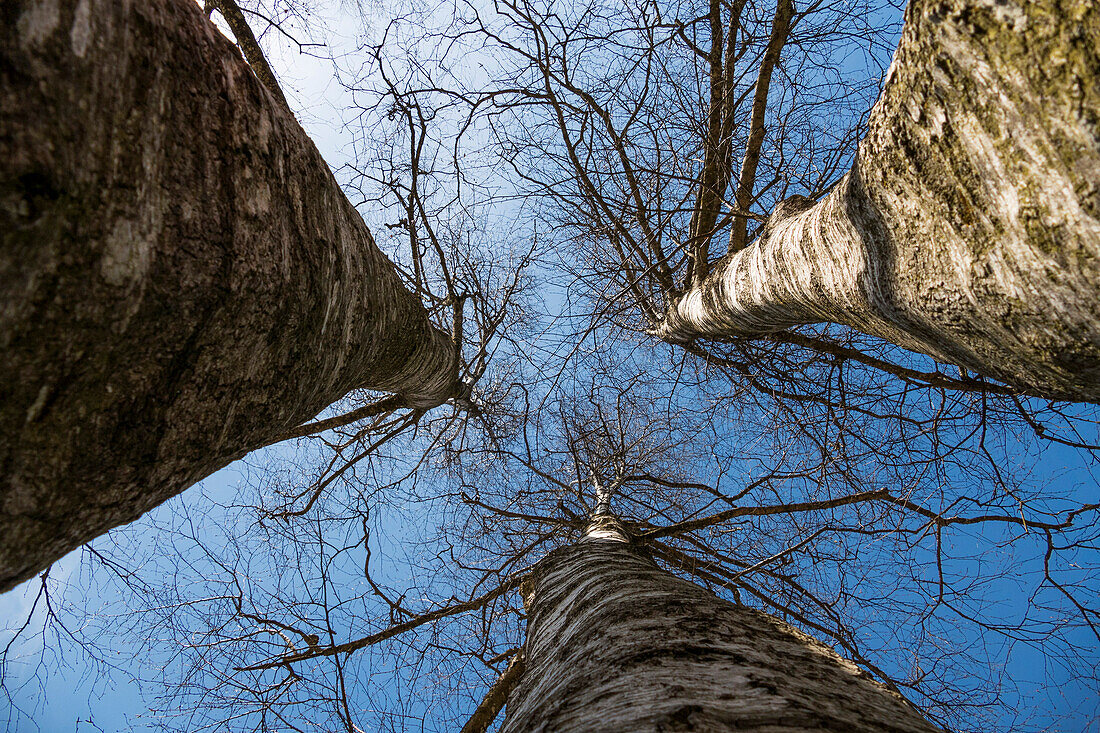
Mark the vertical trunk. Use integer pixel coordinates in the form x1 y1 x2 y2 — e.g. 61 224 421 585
0 0 456 590
727 0 794 254
658 0 1100 402
501 529 937 732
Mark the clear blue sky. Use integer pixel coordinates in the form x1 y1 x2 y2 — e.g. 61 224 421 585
2 2 1098 731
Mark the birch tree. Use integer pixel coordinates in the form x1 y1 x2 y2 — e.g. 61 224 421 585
462 0 1100 402
501 513 937 732
0 0 461 590
656 0 1100 402
2 0 1099 730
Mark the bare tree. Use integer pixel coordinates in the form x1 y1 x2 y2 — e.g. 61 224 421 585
0 0 465 590
3 0 1099 731
655 0 1100 402
449 0 1100 400
502 513 936 732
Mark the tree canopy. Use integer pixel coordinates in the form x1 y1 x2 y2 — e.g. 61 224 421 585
1 0 1098 731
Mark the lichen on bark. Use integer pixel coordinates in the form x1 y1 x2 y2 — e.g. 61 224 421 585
657 0 1100 402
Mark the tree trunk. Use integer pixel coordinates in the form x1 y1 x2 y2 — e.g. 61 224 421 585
656 0 1100 402
0 0 457 591
501 521 938 732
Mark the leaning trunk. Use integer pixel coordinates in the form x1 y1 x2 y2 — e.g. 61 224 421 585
657 0 1100 402
0 0 456 590
502 529 937 732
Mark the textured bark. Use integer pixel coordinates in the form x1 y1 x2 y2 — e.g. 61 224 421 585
657 0 1100 402
501 534 939 732
0 0 457 591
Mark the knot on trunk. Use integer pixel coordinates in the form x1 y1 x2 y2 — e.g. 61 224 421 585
582 514 631 543
403 378 467 410
734 193 818 260
760 194 816 238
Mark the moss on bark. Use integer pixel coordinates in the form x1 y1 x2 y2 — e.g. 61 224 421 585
658 0 1100 402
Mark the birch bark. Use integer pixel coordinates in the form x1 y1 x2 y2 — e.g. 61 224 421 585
0 0 456 590
501 524 939 732
657 0 1100 402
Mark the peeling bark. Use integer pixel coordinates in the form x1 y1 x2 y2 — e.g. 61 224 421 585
658 0 1100 402
0 0 457 590
501 533 938 732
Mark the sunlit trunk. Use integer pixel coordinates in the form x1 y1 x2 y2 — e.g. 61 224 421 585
658 0 1100 402
501 520 937 732
0 0 456 590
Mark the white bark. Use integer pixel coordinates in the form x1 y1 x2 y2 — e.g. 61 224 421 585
657 0 1100 402
501 526 938 732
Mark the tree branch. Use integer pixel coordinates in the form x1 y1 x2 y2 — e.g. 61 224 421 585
728 0 793 253
236 574 526 670
206 0 290 109
460 651 527 733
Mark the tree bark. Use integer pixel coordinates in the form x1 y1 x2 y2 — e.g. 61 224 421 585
501 528 938 732
656 0 1100 402
0 0 457 591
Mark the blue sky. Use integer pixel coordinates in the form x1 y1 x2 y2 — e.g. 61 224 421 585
3 2 1099 731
